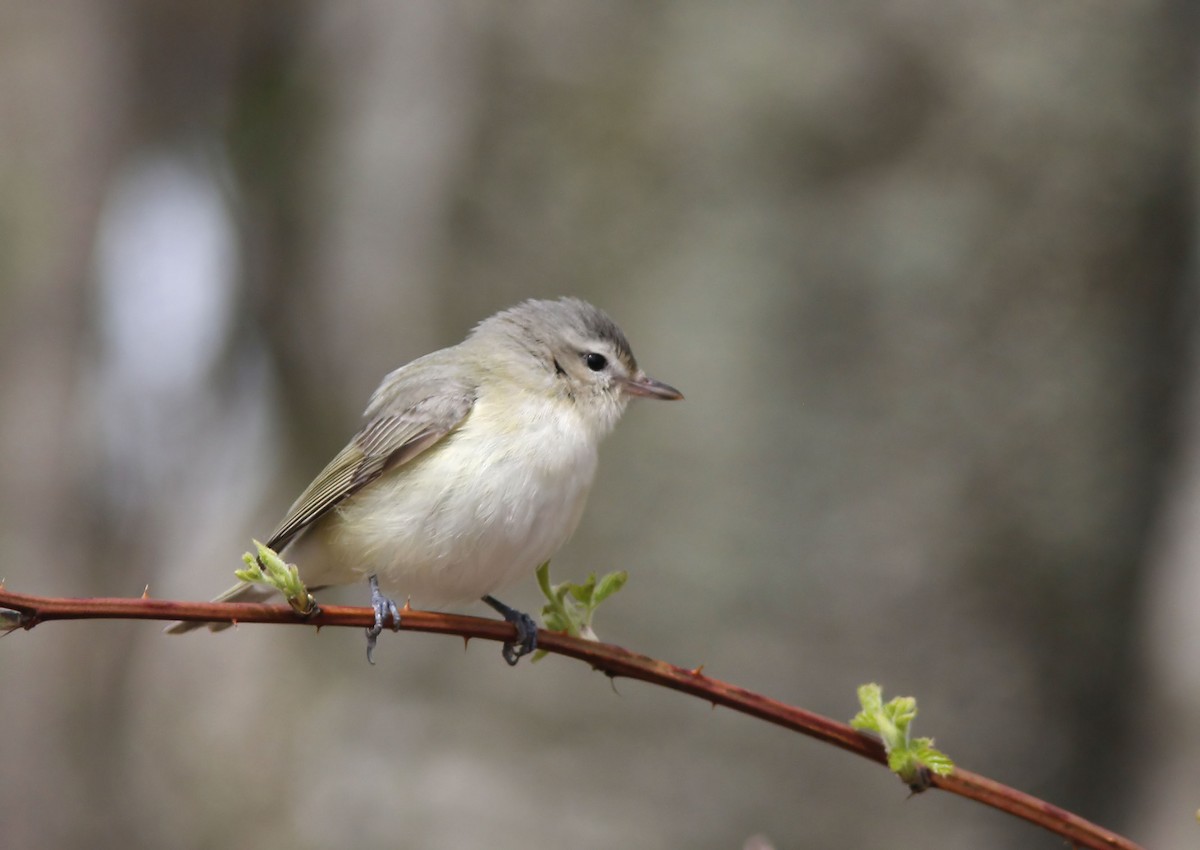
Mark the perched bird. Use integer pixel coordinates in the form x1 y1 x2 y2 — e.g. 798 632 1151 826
167 298 683 664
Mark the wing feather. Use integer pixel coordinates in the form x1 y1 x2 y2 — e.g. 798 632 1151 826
266 355 475 551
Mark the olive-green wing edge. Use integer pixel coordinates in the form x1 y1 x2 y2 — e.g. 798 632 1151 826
264 394 474 552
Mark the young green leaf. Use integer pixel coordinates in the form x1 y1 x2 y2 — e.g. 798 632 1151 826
531 562 628 662
233 540 316 616
851 683 953 790
594 571 628 603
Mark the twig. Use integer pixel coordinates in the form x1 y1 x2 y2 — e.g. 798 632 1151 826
0 587 1142 850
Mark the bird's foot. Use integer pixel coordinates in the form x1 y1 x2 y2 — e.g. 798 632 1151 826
365 574 401 665
482 595 538 666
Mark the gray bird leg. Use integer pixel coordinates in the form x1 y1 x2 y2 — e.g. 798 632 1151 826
481 595 538 666
365 574 401 664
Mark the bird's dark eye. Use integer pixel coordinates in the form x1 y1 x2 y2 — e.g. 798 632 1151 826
584 352 608 372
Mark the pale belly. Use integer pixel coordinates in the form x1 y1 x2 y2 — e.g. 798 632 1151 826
286 400 599 608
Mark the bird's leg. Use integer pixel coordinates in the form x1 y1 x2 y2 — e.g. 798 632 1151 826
365 574 401 665
481 595 538 666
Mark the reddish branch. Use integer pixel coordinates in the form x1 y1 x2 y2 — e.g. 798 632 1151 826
0 587 1142 850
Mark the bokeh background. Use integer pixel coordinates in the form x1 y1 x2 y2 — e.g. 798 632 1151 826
2 2 1198 848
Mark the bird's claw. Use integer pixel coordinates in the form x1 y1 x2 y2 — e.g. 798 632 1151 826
502 611 538 666
482 595 538 666
365 574 401 665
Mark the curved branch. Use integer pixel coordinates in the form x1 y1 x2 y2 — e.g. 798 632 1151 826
0 587 1142 850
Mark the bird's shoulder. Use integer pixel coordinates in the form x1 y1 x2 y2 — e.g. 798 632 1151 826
365 347 480 423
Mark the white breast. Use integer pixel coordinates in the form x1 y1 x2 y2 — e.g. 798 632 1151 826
292 392 599 608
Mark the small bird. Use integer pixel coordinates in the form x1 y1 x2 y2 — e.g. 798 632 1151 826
168 298 682 664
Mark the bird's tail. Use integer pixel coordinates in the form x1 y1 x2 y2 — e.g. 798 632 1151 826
164 581 278 634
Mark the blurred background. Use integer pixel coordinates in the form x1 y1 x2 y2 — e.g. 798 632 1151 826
1 2 1197 848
